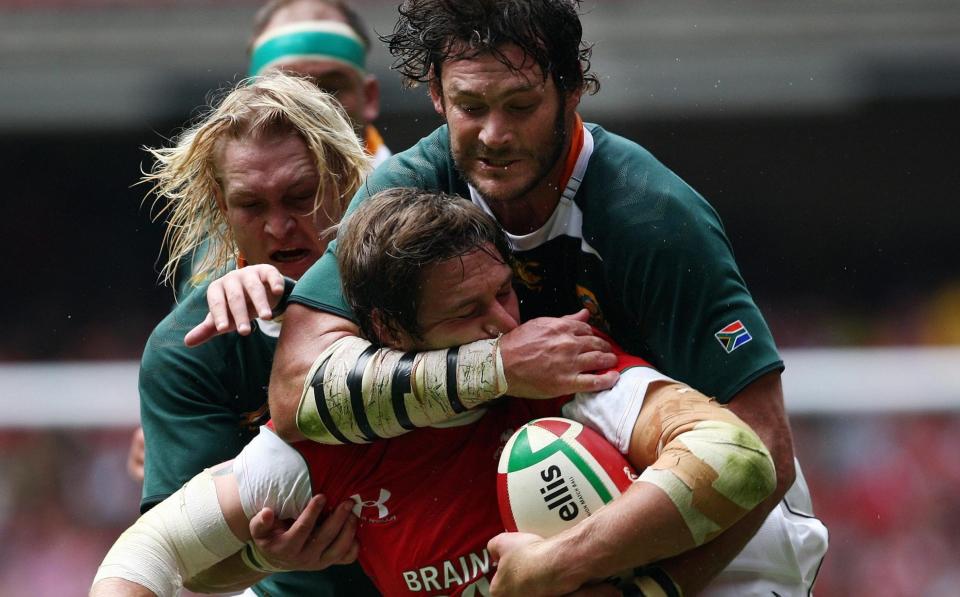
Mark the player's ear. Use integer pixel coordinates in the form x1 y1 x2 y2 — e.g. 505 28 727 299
213 183 228 215
429 79 444 116
362 74 381 124
563 86 583 115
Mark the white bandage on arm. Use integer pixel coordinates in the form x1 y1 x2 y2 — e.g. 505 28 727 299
297 335 507 444
92 469 244 597
633 386 777 546
234 425 313 521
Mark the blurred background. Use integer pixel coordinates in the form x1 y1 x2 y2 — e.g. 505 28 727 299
1 0 959 594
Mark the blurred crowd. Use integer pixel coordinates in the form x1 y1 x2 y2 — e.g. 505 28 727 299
3 412 960 595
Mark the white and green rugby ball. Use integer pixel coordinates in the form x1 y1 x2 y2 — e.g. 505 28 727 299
497 417 636 537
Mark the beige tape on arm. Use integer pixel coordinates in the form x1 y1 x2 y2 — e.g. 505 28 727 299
92 469 245 597
632 384 776 546
297 335 507 444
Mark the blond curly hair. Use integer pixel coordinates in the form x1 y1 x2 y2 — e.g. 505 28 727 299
142 71 370 291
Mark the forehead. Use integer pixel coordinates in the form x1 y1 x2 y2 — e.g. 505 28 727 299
276 59 362 84
266 1 347 29
217 132 315 190
441 43 548 94
418 246 510 310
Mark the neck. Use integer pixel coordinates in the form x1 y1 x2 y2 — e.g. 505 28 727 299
488 160 567 235
490 125 579 234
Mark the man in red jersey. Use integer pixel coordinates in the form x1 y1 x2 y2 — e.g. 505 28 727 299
92 189 784 596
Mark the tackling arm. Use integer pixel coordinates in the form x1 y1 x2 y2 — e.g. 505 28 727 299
271 305 617 444
90 465 251 597
648 371 795 595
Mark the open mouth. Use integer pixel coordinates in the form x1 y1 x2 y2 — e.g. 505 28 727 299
479 157 517 168
270 248 311 263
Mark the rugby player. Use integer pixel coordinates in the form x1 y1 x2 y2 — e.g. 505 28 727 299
92 189 784 596
246 0 390 166
219 1 809 593
133 72 376 595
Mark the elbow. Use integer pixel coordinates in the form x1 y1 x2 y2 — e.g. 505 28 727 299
272 409 302 442
770 442 796 503
268 355 309 442
721 423 779 512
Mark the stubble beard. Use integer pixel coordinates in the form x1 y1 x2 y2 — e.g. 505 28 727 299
452 105 569 206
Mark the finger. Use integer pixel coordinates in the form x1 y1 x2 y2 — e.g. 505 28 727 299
206 282 231 333
559 318 598 337
338 536 360 564
487 533 505 563
575 350 618 372
184 313 219 347
282 494 327 549
318 506 357 565
242 271 274 320
571 370 619 393
575 334 612 354
265 266 286 298
307 499 353 552
249 507 279 541
560 308 592 323
224 280 252 335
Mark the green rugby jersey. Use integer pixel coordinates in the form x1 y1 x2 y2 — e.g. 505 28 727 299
292 122 782 403
139 280 378 596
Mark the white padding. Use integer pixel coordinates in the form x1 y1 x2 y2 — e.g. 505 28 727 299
234 426 313 521
92 469 244 597
563 366 674 453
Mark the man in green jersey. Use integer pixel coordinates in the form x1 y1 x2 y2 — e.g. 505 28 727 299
192 1 801 594
156 0 391 300
137 72 378 595
133 2 395 594
247 0 391 166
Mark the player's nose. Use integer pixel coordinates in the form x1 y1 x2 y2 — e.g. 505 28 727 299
264 209 295 238
483 302 519 337
478 111 513 150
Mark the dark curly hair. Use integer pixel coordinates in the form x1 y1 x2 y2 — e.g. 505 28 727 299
381 0 599 96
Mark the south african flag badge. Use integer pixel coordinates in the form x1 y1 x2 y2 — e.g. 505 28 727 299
715 320 752 353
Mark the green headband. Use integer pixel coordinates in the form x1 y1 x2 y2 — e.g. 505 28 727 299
249 21 366 77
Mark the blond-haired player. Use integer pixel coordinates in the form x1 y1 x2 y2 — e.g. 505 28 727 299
130 71 377 596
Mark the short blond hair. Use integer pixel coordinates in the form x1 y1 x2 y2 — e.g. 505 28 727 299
142 71 370 290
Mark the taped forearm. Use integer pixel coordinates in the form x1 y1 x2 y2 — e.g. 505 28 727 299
92 470 244 597
297 335 507 444
633 385 777 546
185 551 268 593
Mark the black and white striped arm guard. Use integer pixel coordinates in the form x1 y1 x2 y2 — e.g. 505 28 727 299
296 336 508 444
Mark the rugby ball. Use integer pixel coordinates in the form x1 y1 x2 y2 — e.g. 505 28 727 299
497 417 637 537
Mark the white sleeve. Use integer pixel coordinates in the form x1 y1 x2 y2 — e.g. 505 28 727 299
233 426 314 521
562 367 674 454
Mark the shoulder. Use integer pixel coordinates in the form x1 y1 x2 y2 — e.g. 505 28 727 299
360 126 462 197
580 124 726 253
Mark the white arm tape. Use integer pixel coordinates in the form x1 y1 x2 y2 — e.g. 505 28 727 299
562 366 674 453
233 425 313 521
297 335 507 444
92 469 244 597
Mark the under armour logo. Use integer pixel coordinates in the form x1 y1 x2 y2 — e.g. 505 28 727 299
351 488 391 519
